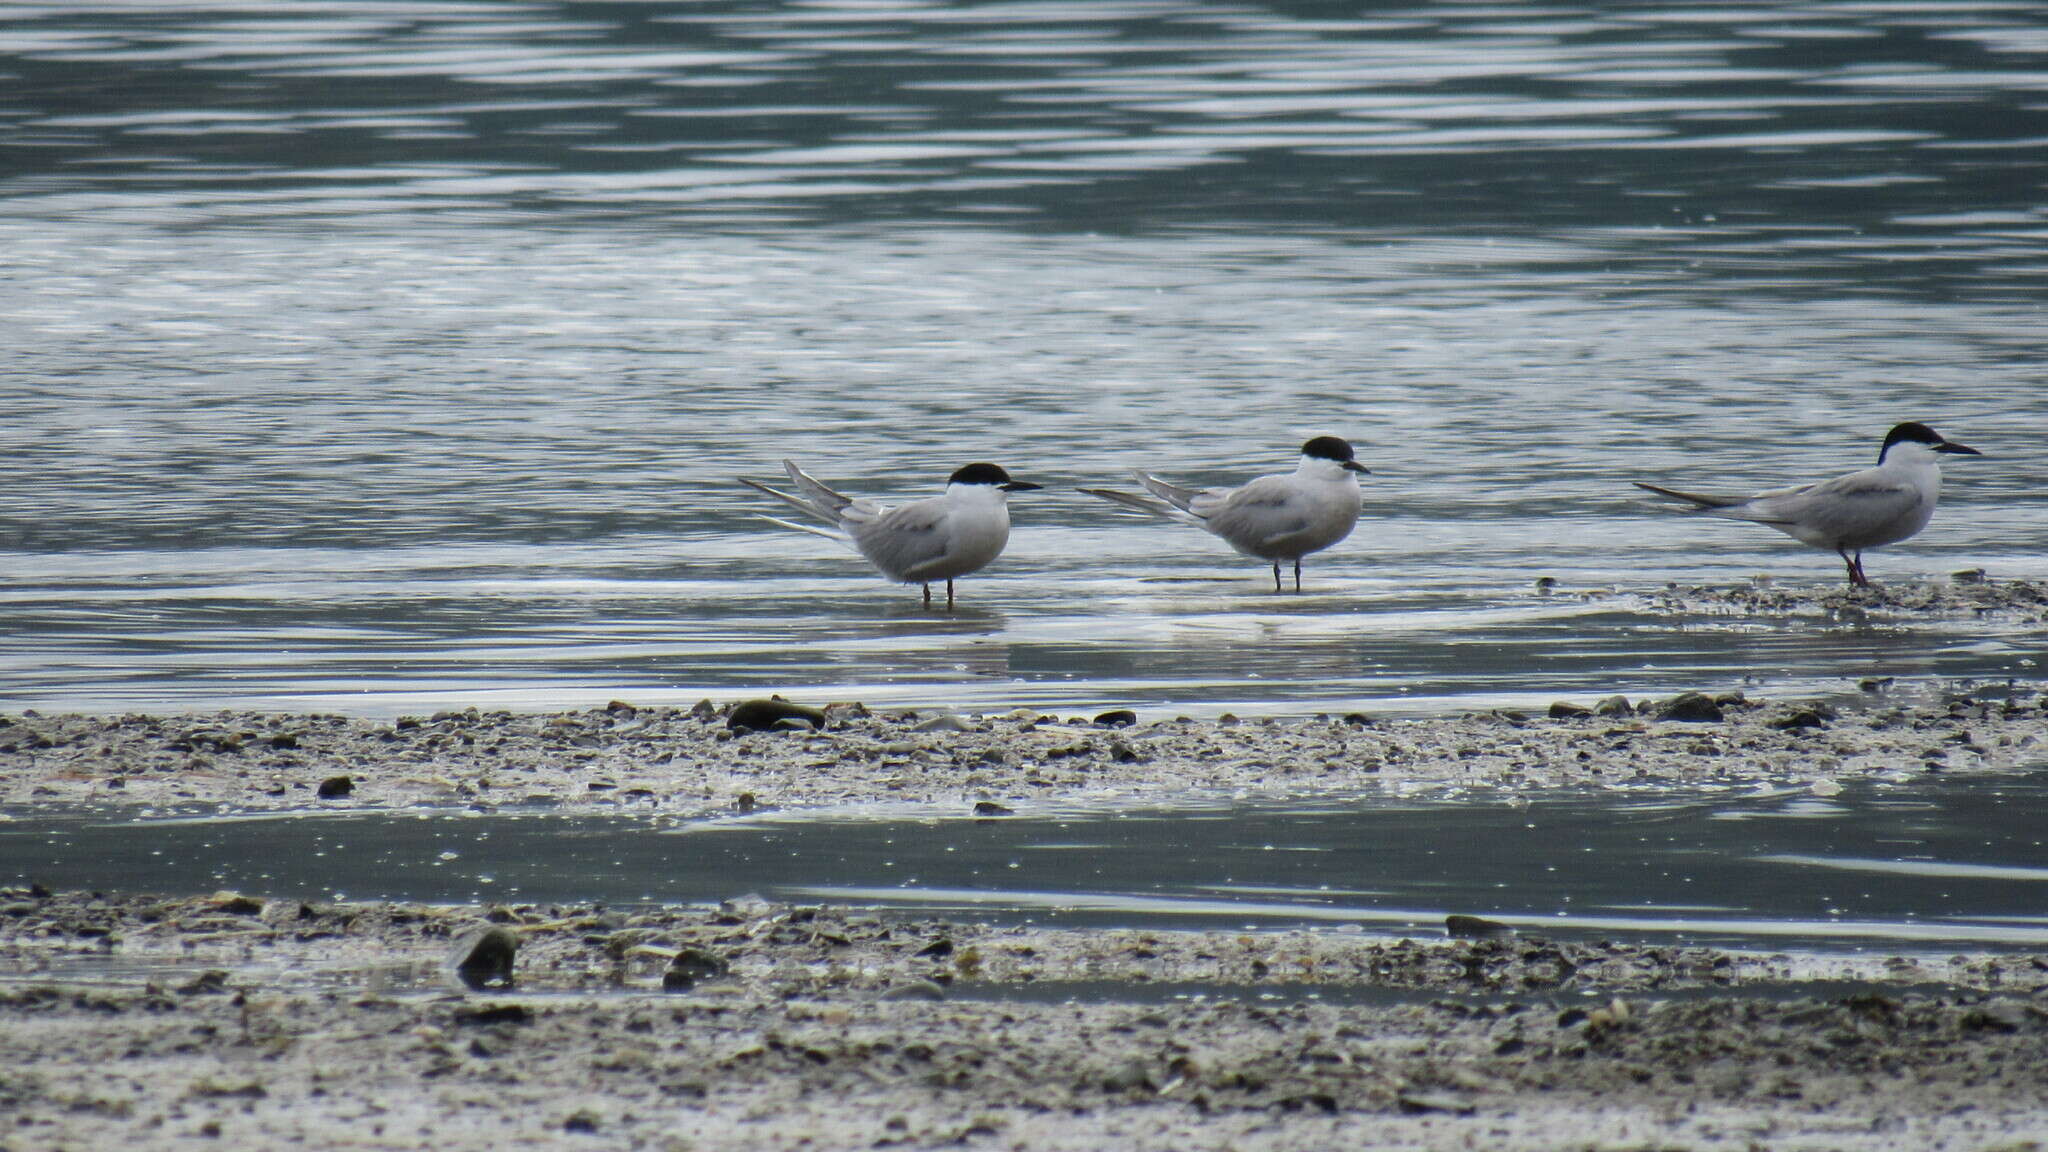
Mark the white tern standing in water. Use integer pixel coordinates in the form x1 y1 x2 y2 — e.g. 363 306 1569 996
1633 421 1982 587
1081 435 1370 593
740 460 1041 610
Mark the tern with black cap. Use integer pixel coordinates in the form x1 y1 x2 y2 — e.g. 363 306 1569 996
1081 436 1371 593
1634 421 1982 587
740 460 1041 610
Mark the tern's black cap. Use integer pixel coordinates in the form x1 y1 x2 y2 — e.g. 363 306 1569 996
1301 435 1370 474
949 462 1042 491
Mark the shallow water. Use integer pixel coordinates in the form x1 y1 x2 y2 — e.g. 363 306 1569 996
9 772 2048 952
2 1 2047 718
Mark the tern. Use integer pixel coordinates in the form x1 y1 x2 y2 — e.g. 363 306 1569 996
740 460 1041 609
1634 421 1982 587
1081 436 1370 592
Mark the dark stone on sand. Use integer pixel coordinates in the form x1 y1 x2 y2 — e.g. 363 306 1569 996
1953 568 1987 584
1658 692 1724 723
453 1003 532 1026
315 775 353 798
563 1111 601 1134
1770 705 1835 731
176 970 230 996
1342 713 1373 727
915 938 954 959
727 698 826 732
972 801 1013 817
453 926 519 990
1592 696 1634 717
663 948 730 992
1547 701 1592 719
1397 1092 1475 1116
1093 709 1137 728
1109 740 1140 763
1445 914 1514 939
879 981 949 1003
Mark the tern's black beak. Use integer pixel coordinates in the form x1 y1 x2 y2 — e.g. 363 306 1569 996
1343 461 1371 474
1001 480 1043 492
1937 440 1983 457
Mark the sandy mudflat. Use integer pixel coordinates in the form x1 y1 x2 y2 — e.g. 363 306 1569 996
5 890 2048 1151
4 579 2048 1148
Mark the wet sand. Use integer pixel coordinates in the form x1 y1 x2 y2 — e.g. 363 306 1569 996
4 580 2048 1148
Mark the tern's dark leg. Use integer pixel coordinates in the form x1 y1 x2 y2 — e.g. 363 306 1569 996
1839 547 1866 587
922 582 932 607
1852 551 1869 587
1271 563 1282 593
946 580 955 611
1293 559 1303 593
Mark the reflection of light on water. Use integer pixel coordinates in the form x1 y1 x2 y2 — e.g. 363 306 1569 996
1753 855 2048 882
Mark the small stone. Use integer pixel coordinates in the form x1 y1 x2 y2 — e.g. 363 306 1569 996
1592 696 1634 717
1860 677 1894 692
1657 692 1723 723
1108 740 1140 763
769 717 815 732
1342 712 1373 727
1952 568 1987 584
727 698 826 732
913 712 971 733
1534 576 1558 594
879 981 948 1003
1547 701 1591 719
663 948 731 992
1102 1060 1154 1093
315 775 353 799
604 700 637 715
1396 1092 1474 1115
563 1111 600 1134
972 801 1013 817
1771 706 1833 731
734 792 758 813
452 926 518 990
176 970 230 996
1093 709 1138 728
1445 914 1514 939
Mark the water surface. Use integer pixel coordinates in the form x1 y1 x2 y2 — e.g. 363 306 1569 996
8 772 2047 952
2 1 2045 717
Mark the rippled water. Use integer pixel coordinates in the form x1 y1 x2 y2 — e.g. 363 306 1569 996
2 1 2046 716
9 773 2048 952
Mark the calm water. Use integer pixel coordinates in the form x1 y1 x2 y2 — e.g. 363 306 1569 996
9 774 2048 952
2 1 2046 718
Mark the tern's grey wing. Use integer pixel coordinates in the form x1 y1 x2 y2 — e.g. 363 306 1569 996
847 496 952 582
1196 474 1316 547
1737 471 1924 543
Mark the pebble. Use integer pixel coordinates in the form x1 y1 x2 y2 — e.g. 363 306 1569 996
1445 914 1514 939
664 948 731 992
452 926 519 990
1658 692 1724 723
1093 710 1138 728
315 775 353 798
727 698 826 732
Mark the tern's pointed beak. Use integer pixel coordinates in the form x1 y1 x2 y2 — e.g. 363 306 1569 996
1342 461 1371 474
1000 480 1043 492
1937 440 1983 457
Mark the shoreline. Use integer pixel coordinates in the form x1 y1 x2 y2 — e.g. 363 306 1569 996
2 683 2040 818
5 669 2047 1148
